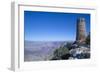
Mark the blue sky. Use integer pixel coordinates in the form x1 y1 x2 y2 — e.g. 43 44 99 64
24 11 90 41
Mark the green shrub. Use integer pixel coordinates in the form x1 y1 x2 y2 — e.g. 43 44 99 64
52 47 69 60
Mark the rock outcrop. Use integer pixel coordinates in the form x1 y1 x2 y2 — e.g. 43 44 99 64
68 18 90 59
51 18 90 60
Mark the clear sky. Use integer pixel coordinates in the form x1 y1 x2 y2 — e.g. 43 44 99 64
24 11 90 41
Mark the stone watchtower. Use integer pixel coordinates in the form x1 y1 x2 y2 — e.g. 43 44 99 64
76 18 86 44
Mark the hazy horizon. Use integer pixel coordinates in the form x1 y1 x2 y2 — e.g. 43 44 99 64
24 40 74 42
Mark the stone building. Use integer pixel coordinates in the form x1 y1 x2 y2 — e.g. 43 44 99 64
76 18 86 44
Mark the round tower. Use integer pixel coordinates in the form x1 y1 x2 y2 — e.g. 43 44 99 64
76 18 86 44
